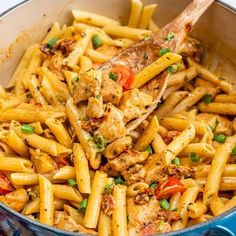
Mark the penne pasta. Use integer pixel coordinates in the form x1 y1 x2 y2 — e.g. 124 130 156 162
128 0 143 28
130 53 182 88
53 166 75 180
138 4 157 29
53 185 82 202
10 173 39 185
42 22 60 43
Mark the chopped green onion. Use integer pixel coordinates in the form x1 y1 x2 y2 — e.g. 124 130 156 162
160 198 169 210
21 124 35 134
114 177 125 185
231 146 236 156
93 133 106 152
144 145 153 155
213 134 227 143
92 35 102 48
171 157 180 166
47 37 57 48
157 102 162 109
103 183 114 194
218 77 226 81
78 199 88 213
203 94 213 104
159 48 170 56
165 32 175 41
189 152 200 163
68 179 77 187
166 64 178 74
109 72 118 82
149 183 157 189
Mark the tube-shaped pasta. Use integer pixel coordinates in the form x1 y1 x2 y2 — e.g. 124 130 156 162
194 164 236 178
209 197 225 216
39 175 54 226
224 196 236 212
72 10 120 27
86 48 112 63
10 173 38 185
199 102 236 116
160 117 205 135
180 143 215 158
128 0 143 28
126 182 149 197
73 143 91 194
53 185 82 202
80 56 93 73
162 124 195 165
172 187 199 230
138 4 157 29
66 98 100 169
169 192 181 211
170 87 207 116
0 94 26 112
151 133 166 155
188 201 207 218
64 71 79 95
0 85 7 99
214 94 236 103
65 29 91 68
188 59 232 93
53 166 75 180
203 143 233 205
27 75 48 105
84 171 107 229
42 22 60 43
112 185 128 236
103 25 151 40
154 91 188 119
180 179 200 189
167 66 197 87
130 53 182 89
148 19 159 32
98 211 112 236
30 122 43 135
0 157 33 173
45 118 72 148
134 116 159 151
188 214 213 227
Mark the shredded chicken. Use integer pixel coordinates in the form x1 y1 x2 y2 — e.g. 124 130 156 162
101 75 123 105
122 164 146 185
103 136 132 159
119 89 153 123
105 149 149 172
0 189 29 212
98 103 127 143
101 194 115 216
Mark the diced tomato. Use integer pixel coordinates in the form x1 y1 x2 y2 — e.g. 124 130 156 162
111 66 134 91
0 173 14 195
155 177 186 200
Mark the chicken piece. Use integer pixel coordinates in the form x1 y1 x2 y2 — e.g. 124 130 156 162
122 164 146 185
156 210 180 223
168 164 195 179
73 71 99 103
140 221 171 235
101 194 115 216
179 36 203 62
30 149 57 173
96 45 121 57
127 196 160 236
0 189 29 212
81 118 102 133
101 75 122 105
196 113 232 136
103 136 132 159
86 96 104 118
105 149 149 172
119 89 153 123
98 103 127 143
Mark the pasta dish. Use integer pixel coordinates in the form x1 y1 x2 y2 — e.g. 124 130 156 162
1 0 236 235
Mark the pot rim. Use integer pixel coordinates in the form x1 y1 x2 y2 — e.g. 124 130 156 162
0 0 236 235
